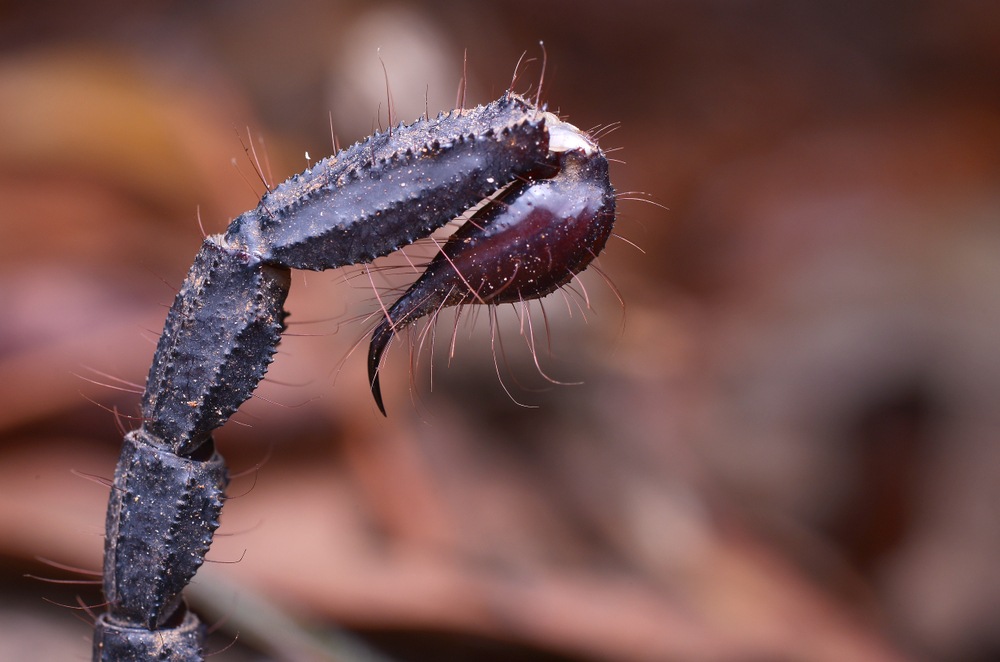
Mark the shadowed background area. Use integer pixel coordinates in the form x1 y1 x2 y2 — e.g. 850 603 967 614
1 1 998 660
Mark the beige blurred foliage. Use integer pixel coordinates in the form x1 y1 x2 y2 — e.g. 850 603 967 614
1 1 998 661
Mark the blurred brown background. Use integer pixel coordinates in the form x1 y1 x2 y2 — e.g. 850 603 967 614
1 1 998 660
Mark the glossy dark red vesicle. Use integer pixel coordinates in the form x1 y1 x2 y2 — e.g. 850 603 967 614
368 146 615 414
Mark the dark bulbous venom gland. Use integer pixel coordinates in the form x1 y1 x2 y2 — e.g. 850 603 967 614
367 119 616 414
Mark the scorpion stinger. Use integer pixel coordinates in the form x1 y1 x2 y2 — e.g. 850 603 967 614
367 115 615 414
93 85 617 660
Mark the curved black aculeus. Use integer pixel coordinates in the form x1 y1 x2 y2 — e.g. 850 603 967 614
368 138 616 414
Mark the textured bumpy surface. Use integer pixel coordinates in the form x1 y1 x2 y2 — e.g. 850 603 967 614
224 95 557 270
93 609 203 662
102 430 229 628
141 240 290 455
96 91 617 661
